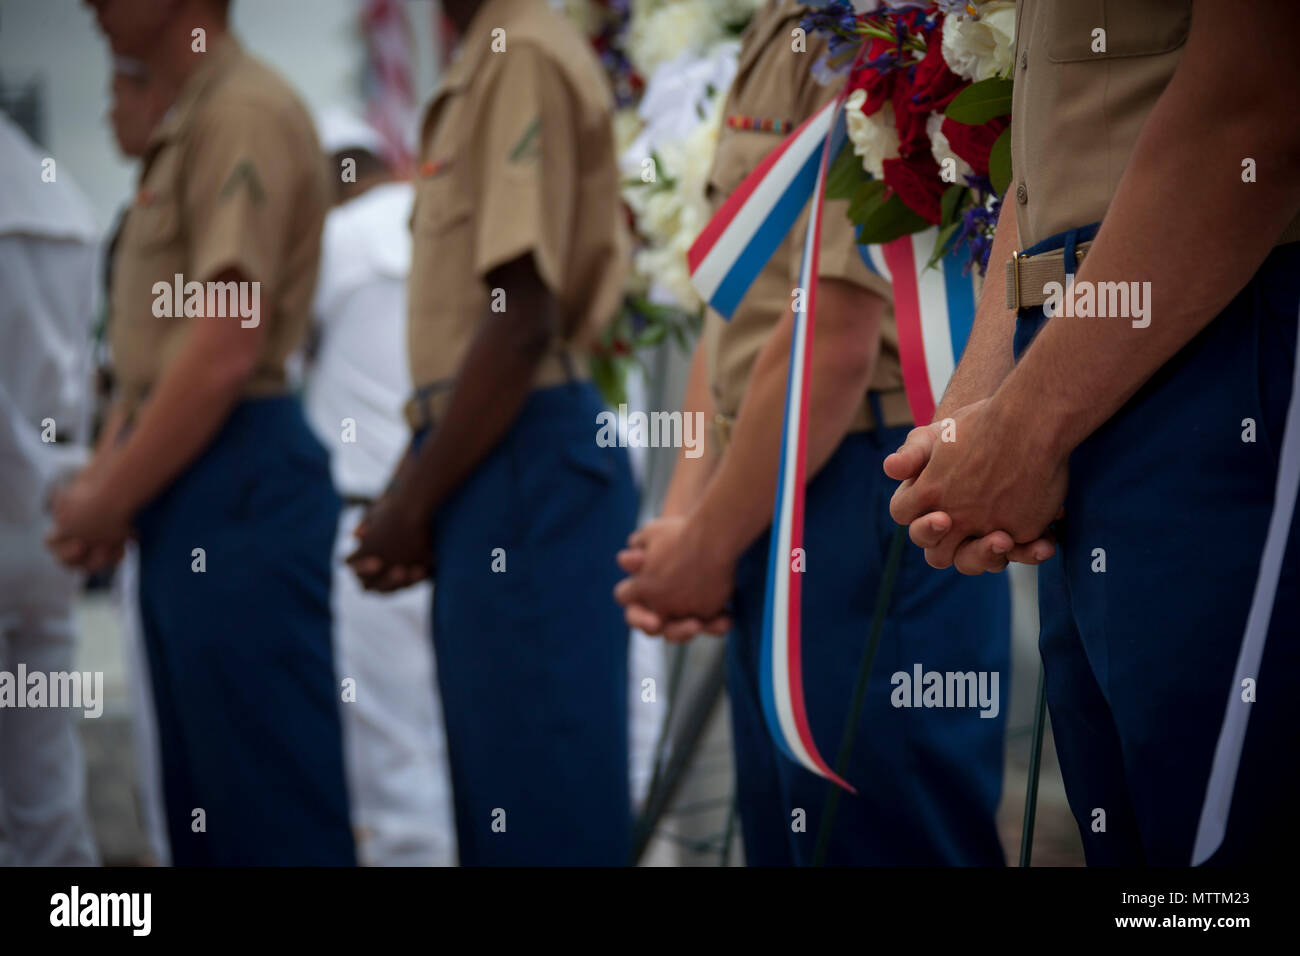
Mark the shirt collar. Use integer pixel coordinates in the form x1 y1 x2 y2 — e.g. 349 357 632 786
734 1 808 83
440 0 536 94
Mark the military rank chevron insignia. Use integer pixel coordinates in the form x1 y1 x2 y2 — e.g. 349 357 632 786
219 159 266 204
508 117 541 164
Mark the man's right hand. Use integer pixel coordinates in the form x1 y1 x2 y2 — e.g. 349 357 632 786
616 541 732 642
883 400 1057 575
346 489 431 593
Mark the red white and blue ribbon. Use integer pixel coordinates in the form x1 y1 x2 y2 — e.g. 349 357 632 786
690 94 854 789
687 83 976 790
689 98 841 320
859 235 977 426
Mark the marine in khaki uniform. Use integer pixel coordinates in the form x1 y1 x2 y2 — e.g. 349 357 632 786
52 0 354 865
889 0 1300 864
615 0 1009 865
348 0 636 865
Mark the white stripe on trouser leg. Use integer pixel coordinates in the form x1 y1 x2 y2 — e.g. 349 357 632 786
1192 301 1300 865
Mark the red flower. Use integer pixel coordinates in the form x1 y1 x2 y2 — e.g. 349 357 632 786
940 115 1009 178
891 81 929 156
845 36 898 116
910 31 965 116
891 31 964 158
882 154 945 224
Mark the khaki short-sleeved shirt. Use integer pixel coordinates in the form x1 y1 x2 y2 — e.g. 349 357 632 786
110 37 328 411
406 0 628 424
1011 0 1300 249
705 0 904 432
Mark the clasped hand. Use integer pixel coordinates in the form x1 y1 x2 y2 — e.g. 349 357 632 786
613 515 733 643
45 470 131 573
884 399 1064 573
614 398 1066 643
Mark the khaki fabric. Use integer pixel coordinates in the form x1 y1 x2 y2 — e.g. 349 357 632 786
1010 0 1300 249
704 0 903 432
110 36 328 410
406 0 628 423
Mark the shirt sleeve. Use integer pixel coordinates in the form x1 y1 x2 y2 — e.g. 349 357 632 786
470 43 577 294
183 103 300 296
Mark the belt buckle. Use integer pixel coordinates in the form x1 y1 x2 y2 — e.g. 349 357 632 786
713 413 732 452
1011 248 1022 312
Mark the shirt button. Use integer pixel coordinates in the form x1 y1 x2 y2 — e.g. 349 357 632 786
1016 182 1028 204
1021 50 1028 70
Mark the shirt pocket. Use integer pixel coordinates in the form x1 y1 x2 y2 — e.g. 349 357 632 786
127 194 182 252
411 171 473 237
1044 0 1192 63
707 126 785 204
410 170 481 316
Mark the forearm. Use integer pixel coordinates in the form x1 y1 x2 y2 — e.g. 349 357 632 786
400 258 555 521
934 193 1018 421
88 402 130 470
993 3 1300 458
97 339 248 516
694 279 883 561
660 336 718 517
97 267 270 515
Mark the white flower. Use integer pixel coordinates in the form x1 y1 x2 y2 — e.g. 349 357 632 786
620 41 739 174
641 190 681 243
619 41 732 312
637 242 699 310
941 1 1017 82
844 89 899 179
926 112 972 182
626 0 727 77
676 93 725 210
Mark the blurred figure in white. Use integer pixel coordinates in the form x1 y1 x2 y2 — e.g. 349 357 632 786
305 110 455 866
0 112 100 866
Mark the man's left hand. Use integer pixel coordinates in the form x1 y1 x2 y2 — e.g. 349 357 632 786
889 398 1068 570
46 472 131 571
614 514 735 637
347 491 431 593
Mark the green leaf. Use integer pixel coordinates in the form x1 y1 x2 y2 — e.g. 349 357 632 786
847 178 887 224
854 190 931 246
669 322 688 353
591 357 628 409
944 77 1013 125
634 324 668 348
988 127 1012 196
925 220 963 270
824 141 867 201
631 299 677 325
940 183 965 229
